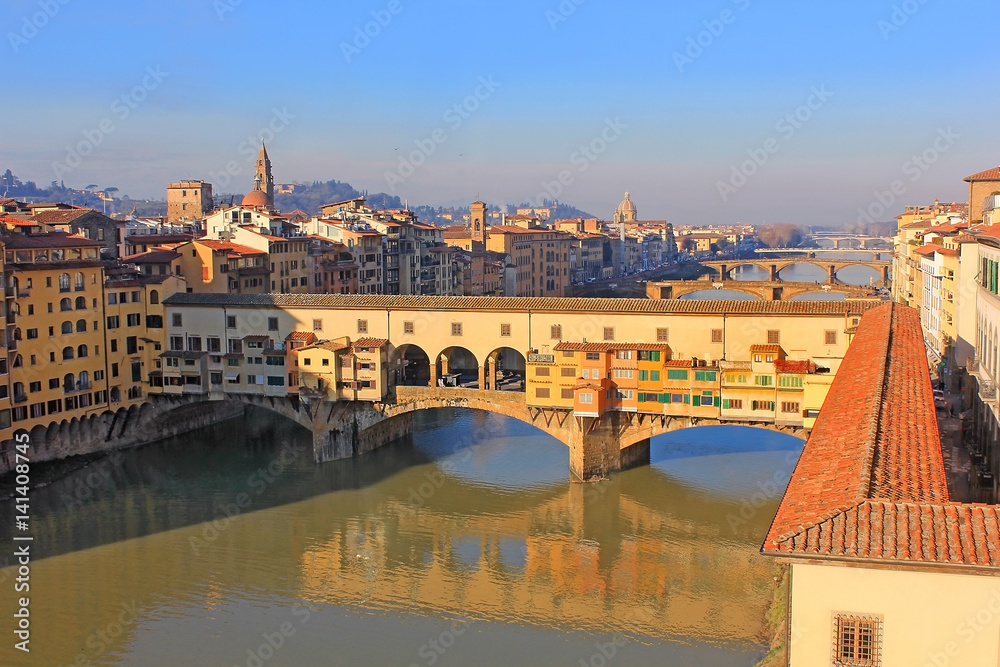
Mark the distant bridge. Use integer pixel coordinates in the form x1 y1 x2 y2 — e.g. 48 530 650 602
809 234 894 249
756 248 893 259
700 258 891 285
646 280 864 301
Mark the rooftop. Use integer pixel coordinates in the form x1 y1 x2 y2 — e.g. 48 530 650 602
3 232 103 249
965 166 1000 182
761 304 1000 568
163 293 882 316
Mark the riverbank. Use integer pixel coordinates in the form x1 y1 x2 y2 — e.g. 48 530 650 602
754 564 789 667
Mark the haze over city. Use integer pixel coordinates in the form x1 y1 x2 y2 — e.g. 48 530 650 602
3 0 998 225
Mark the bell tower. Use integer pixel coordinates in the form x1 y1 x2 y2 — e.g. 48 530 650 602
255 142 274 207
470 200 487 247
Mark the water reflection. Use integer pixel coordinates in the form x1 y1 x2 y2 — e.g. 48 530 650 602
0 407 802 666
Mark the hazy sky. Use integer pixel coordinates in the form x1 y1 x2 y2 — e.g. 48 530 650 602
2 0 997 226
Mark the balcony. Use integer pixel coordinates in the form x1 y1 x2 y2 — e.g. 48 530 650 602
968 358 980 375
12 393 26 404
980 380 997 401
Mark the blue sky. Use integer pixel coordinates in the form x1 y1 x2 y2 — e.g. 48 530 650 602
2 0 998 226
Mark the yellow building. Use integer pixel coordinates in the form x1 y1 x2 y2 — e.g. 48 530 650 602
4 233 109 432
175 239 270 294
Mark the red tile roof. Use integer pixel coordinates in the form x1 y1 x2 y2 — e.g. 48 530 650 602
774 360 816 374
912 244 940 256
3 232 102 249
761 305 999 567
285 331 317 342
965 167 1000 182
353 338 389 349
195 239 264 256
31 209 98 224
750 344 782 353
553 342 669 352
935 247 957 256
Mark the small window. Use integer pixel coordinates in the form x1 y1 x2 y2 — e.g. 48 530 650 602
358 319 368 334
711 329 723 343
603 327 614 341
578 393 593 404
833 614 881 666
561 367 576 377
500 323 511 337
268 317 278 332
551 325 562 340
313 319 323 331
536 367 550 377
825 330 837 345
403 321 414 335
172 313 182 327
451 323 462 336
535 387 550 399
227 315 237 329
767 330 780 344
561 388 574 399
656 328 669 342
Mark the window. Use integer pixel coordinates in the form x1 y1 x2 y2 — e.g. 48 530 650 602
60 298 72 312
694 370 717 382
834 614 881 666
62 347 74 360
172 313 182 327
28 381 40 393
656 328 669 342
778 376 803 387
170 336 184 351
579 393 593 404
536 367 550 377
26 328 37 339
267 376 285 386
76 319 87 333
667 369 688 380
781 401 800 413
268 317 279 331
111 363 119 378
561 388 574 399
551 325 562 340
603 327 614 341
613 369 633 379
825 330 837 345
227 315 237 329
403 321 414 335
312 319 322 331
106 315 120 329
77 345 88 358
126 313 140 327
451 323 462 336
535 387 550 399
561 367 576 377
357 319 368 334
767 330 780 344
751 400 776 411
755 375 773 386
615 350 632 360
127 337 138 355
711 329 723 343
723 398 743 409
150 290 159 305
585 352 600 360
500 323 511 337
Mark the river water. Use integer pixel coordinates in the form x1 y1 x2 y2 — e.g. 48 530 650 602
0 407 803 666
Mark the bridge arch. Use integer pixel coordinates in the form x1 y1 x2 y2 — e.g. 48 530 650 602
484 346 526 391
433 346 479 387
392 343 431 387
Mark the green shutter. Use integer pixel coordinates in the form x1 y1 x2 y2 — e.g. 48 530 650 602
639 370 648 381
692 395 701 407
683 394 690 405
660 393 669 403
714 396 721 407
723 399 730 409
651 370 660 381
651 351 660 361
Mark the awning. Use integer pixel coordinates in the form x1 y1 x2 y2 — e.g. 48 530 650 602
225 373 240 381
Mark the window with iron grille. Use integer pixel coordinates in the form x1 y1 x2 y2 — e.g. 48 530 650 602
451 323 462 336
656 328 669 342
833 614 881 666
500 323 511 337
357 319 368 334
603 327 614 341
711 329 723 343
403 321 414 334
551 325 562 340
825 330 837 345
767 330 780 344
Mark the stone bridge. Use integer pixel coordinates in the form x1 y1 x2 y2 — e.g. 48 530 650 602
701 258 891 285
809 234 894 249
645 280 862 301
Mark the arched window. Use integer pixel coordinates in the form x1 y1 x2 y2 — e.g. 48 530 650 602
74 272 85 291
58 273 70 292
75 296 86 310
60 298 72 312
76 319 87 333
61 321 73 335
110 387 121 403
13 382 23 398
62 347 74 361
79 371 90 389
12 355 22 368
77 345 88 358
13 328 21 341
149 290 159 305
63 373 75 392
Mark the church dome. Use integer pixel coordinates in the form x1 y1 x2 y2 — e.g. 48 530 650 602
242 189 269 208
617 191 636 214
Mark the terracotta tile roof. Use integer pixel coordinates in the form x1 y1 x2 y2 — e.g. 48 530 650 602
774 360 816 374
195 239 264 256
760 305 997 567
965 166 1000 182
285 331 317 343
900 219 933 228
553 342 669 352
31 209 102 224
935 247 957 256
664 359 693 367
300 341 349 353
912 244 940 256
1 218 38 227
124 249 179 263
163 293 882 317
353 338 389 349
750 344 782 353
2 232 102 249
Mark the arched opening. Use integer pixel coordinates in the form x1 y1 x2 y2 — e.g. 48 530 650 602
61 321 73 335
79 371 90 390
60 298 72 312
76 319 87 333
62 346 74 361
58 273 70 292
434 346 479 388
150 290 159 305
77 344 88 358
483 347 527 391
110 387 121 403
392 343 431 387
773 262 826 283
74 272 85 291
75 296 87 310
63 373 76 392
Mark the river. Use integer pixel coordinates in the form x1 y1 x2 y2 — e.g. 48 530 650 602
0 407 803 666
